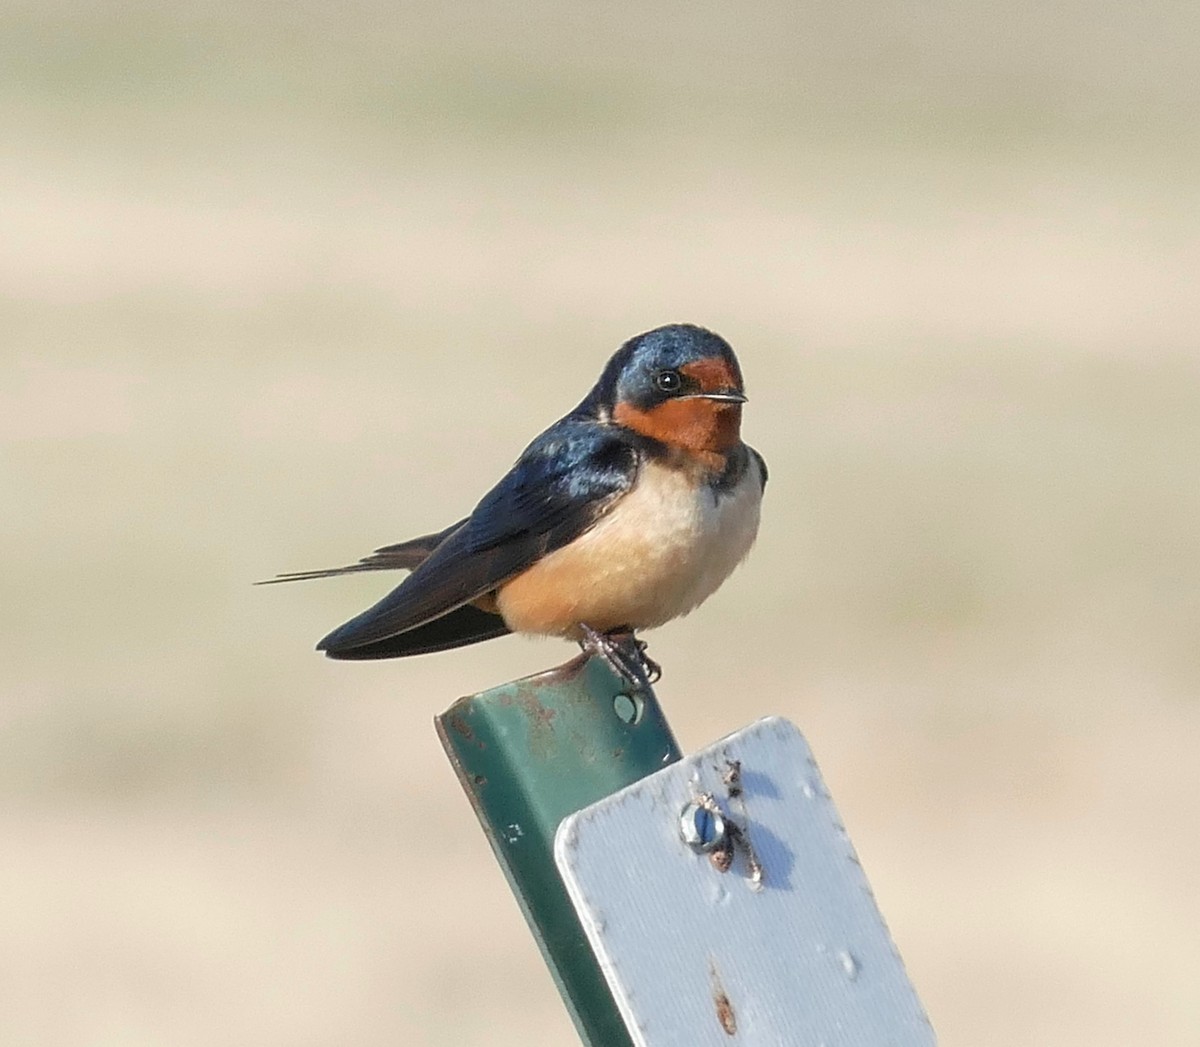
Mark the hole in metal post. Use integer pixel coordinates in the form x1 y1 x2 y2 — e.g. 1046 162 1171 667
612 692 644 725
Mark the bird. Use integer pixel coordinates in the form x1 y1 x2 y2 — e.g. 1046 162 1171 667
261 323 766 688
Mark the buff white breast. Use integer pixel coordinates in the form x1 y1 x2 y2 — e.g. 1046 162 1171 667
495 454 764 637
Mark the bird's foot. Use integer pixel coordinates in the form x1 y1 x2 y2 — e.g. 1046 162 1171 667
632 638 662 684
578 625 660 691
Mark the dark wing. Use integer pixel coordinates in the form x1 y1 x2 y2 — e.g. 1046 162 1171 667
260 518 511 657
749 445 768 489
317 605 512 660
257 521 466 584
317 421 639 657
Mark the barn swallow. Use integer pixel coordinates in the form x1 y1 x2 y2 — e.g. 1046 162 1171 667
262 323 766 687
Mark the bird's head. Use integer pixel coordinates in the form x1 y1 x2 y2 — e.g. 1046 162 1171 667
585 324 747 459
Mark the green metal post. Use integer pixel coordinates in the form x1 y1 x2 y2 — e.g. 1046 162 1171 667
435 653 682 1047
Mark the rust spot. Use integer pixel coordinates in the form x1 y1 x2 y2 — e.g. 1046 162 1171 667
709 961 737 1036
519 692 558 732
447 713 474 742
472 774 487 787
714 990 737 1036
709 840 734 873
722 759 743 798
724 821 764 888
509 680 561 760
611 747 624 759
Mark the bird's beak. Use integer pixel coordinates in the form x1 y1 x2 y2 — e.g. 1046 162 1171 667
690 389 747 404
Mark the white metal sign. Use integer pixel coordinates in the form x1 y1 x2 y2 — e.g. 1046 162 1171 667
554 716 936 1046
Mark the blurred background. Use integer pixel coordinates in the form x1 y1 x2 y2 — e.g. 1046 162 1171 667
4 1 1198 1044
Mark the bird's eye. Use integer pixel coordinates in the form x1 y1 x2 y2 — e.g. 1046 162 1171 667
655 370 682 393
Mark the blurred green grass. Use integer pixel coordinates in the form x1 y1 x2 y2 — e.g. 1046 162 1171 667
3 3 1199 1045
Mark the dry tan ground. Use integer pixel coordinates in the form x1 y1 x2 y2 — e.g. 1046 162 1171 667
3 3 1199 1044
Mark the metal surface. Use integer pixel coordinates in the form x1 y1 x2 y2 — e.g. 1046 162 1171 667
555 716 937 1046
436 652 682 1047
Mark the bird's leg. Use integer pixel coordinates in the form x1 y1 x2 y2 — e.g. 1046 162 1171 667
607 629 662 685
578 624 657 692
606 627 662 684
577 625 662 690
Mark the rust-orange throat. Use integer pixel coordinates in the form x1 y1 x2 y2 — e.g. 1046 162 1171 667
613 356 745 462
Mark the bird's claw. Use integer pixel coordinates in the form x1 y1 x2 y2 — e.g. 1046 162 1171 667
578 625 660 692
634 639 662 684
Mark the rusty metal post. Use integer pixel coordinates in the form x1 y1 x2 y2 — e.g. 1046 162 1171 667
436 653 681 1047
